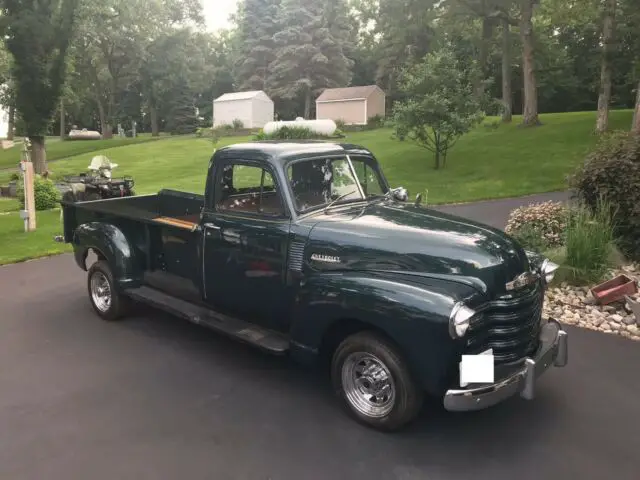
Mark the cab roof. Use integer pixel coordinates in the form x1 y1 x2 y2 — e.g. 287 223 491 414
212 140 375 166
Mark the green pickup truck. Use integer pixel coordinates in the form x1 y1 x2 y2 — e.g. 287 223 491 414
60 140 568 430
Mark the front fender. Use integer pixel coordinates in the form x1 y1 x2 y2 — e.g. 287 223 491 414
291 272 478 395
72 222 143 289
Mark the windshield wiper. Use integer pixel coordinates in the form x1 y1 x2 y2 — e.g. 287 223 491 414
324 189 359 214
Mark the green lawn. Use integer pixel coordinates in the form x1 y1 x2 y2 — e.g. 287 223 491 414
0 134 169 169
0 209 71 265
0 109 634 265
0 197 18 213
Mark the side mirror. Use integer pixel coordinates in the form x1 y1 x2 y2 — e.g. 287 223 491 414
415 193 422 206
391 187 408 202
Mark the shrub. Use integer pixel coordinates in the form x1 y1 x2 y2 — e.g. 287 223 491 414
505 201 568 250
560 200 619 285
509 224 550 253
335 119 346 130
17 174 60 211
253 126 326 141
232 118 244 130
367 114 385 129
569 130 640 260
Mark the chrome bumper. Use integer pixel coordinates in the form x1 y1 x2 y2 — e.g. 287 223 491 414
443 318 568 412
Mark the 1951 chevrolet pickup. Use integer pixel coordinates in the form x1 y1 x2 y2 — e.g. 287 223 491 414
60 141 568 430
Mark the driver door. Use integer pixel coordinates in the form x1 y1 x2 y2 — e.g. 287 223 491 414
201 159 292 332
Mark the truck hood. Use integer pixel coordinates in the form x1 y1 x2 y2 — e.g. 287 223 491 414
302 201 532 295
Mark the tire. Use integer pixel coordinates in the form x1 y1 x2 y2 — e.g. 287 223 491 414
331 331 423 431
87 260 130 321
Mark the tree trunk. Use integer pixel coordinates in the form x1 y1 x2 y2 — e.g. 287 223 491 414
96 100 113 139
475 16 493 99
59 98 65 139
434 131 441 170
596 0 617 133
520 0 540 127
632 79 640 134
150 104 159 137
29 136 47 174
304 90 311 119
501 17 513 123
7 104 15 140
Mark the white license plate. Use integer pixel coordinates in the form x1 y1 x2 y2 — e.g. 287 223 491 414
459 348 494 387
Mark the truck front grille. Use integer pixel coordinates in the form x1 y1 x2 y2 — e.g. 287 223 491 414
465 282 544 364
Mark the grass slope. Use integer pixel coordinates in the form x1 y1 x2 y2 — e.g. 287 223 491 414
0 134 168 170
0 109 634 265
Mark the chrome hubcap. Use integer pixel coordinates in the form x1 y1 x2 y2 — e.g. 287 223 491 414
342 352 395 418
90 271 111 312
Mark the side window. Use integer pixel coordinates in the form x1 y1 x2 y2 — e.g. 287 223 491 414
216 163 286 216
350 157 384 197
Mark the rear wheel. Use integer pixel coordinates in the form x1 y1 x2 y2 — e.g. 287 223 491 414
87 260 130 321
331 331 423 431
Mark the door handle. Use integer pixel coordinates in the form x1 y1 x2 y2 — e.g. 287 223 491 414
203 222 221 230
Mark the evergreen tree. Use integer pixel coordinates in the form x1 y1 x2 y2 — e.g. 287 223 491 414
268 0 354 118
234 0 281 91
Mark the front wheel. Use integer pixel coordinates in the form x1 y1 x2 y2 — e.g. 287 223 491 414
87 260 130 321
331 331 424 431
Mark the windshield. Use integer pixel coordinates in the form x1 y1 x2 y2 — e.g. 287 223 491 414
287 155 388 213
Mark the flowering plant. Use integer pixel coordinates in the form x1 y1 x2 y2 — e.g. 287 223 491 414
505 201 568 250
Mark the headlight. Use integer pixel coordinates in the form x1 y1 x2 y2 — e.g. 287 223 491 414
541 259 559 284
449 302 477 339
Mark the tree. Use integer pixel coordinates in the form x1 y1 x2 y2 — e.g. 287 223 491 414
392 48 486 169
633 80 640 133
373 0 437 105
519 0 540 126
194 30 235 125
500 15 513 122
268 0 354 118
74 0 202 138
595 0 618 133
139 28 207 136
233 0 281 91
0 42 16 139
0 0 79 173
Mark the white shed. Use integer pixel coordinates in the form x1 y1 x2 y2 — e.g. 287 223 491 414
213 90 274 129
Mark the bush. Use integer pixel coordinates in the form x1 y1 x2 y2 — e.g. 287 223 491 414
569 131 640 260
232 118 244 130
367 114 385 129
558 200 619 285
509 224 550 253
17 174 60 211
505 201 568 251
253 126 327 141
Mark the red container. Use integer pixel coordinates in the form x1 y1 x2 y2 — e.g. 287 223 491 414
590 274 638 305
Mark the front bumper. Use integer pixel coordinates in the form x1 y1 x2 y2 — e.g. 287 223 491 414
443 318 568 412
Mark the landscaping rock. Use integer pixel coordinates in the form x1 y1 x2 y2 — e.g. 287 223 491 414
542 265 640 342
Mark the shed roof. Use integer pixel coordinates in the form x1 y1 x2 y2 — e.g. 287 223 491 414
214 90 271 102
316 85 383 103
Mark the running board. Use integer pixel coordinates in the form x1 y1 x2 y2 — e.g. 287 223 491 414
124 286 290 354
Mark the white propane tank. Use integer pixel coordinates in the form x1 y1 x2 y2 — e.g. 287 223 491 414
263 118 337 136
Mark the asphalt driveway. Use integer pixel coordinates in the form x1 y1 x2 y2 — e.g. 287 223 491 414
1 252 639 480
431 191 571 229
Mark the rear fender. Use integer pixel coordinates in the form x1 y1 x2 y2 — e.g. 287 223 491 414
72 222 143 289
290 272 475 394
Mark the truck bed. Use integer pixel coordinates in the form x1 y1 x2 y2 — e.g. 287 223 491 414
61 188 204 241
